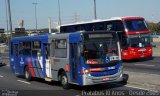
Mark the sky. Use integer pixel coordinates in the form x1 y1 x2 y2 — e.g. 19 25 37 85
0 0 160 30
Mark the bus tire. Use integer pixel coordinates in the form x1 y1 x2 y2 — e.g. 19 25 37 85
60 72 70 89
24 66 32 81
121 74 129 84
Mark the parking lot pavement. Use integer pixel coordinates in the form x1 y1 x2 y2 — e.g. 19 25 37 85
153 46 160 57
124 71 160 91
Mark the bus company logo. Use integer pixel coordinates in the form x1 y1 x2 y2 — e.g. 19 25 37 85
11 58 14 61
105 57 110 64
20 57 24 65
108 66 115 70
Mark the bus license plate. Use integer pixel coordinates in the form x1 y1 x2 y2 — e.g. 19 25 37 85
103 77 110 81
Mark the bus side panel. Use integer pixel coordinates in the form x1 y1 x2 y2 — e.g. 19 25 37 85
34 57 45 78
51 58 69 81
21 48 45 78
50 37 70 81
27 50 45 78
51 68 58 81
17 50 43 78
30 56 44 78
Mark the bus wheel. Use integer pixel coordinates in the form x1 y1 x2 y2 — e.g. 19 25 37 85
121 74 129 84
60 72 70 89
24 66 32 81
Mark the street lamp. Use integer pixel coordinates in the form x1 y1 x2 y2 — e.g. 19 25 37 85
7 0 12 38
32 2 38 33
58 0 61 26
5 0 9 33
93 0 97 20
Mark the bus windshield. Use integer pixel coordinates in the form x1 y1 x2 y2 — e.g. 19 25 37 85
124 19 148 31
83 39 119 65
128 34 151 48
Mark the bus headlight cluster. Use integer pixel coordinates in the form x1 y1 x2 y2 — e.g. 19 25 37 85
123 52 128 55
119 66 123 73
81 68 91 75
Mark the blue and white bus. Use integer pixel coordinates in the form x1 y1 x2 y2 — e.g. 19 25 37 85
10 31 127 89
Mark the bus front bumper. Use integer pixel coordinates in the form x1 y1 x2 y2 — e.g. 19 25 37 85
82 71 123 86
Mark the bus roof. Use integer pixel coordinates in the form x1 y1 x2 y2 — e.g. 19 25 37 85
58 16 144 28
11 35 48 42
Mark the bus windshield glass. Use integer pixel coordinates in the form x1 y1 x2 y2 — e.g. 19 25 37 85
83 39 119 65
124 19 148 31
128 34 151 48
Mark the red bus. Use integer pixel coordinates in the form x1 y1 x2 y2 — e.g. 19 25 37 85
58 16 152 60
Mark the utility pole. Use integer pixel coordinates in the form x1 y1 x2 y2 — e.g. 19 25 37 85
58 0 61 26
93 0 97 20
32 2 38 34
7 0 12 38
152 14 154 23
73 12 79 23
48 17 52 33
5 0 9 33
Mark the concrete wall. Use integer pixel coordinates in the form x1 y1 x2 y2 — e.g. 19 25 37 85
153 37 160 42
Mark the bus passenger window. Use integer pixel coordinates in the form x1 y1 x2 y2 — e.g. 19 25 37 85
99 23 104 30
50 40 55 57
80 25 85 31
19 42 23 55
55 39 67 58
115 20 124 31
33 41 41 49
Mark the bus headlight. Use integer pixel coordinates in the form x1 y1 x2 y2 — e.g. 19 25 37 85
149 49 152 52
119 66 123 73
81 68 91 75
123 52 128 55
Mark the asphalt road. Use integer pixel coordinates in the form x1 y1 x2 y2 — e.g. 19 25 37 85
123 57 160 75
0 65 152 96
1 63 157 96
0 52 160 96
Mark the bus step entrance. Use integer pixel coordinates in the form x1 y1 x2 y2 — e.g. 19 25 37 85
45 77 52 82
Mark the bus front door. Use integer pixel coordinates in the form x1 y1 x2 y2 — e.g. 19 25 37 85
13 44 19 74
70 43 78 82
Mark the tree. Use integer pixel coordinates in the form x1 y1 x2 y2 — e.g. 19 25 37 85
0 34 8 43
147 22 160 33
